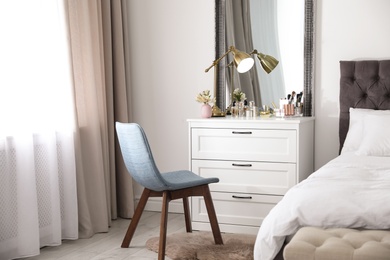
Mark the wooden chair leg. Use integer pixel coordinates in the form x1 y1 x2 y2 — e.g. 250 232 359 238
158 191 170 260
121 188 151 248
182 197 192 233
202 185 223 245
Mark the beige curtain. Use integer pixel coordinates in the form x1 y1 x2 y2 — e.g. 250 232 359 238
64 0 134 238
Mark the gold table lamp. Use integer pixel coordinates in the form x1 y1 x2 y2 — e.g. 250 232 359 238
205 46 279 117
205 46 254 117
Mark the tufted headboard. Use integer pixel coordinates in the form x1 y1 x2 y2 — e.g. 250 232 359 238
339 60 390 153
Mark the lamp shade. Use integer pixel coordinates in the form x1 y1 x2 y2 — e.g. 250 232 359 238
256 52 279 74
231 48 255 73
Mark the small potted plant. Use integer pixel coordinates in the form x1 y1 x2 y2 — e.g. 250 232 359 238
196 90 215 118
232 88 247 103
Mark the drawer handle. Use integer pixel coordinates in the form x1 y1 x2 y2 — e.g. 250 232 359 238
232 163 252 167
232 195 253 199
232 131 252 135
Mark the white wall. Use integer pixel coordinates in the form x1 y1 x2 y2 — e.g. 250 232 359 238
314 0 390 169
127 0 390 185
126 0 215 196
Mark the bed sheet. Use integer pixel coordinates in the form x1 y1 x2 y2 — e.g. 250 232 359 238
254 152 390 260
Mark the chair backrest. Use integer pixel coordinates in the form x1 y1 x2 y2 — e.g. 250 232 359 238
116 122 170 191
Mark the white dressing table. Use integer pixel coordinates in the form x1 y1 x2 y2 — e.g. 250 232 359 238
188 116 314 234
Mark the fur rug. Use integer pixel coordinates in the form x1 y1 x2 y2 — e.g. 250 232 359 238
145 231 256 260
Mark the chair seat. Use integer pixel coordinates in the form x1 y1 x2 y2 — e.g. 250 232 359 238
161 170 219 191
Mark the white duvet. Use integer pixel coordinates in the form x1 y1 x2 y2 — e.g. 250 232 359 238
254 152 390 260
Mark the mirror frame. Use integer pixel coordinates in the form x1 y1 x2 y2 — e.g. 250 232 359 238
214 0 315 116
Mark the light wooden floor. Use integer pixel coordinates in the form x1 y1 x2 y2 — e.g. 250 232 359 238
23 212 186 260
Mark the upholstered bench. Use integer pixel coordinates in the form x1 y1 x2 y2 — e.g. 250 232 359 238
284 227 390 260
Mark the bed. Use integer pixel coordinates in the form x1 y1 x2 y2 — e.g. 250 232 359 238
253 60 390 260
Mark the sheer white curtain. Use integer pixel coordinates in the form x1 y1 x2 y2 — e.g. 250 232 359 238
0 1 78 259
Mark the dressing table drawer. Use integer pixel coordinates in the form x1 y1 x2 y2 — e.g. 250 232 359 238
191 128 297 163
192 192 282 231
192 159 296 195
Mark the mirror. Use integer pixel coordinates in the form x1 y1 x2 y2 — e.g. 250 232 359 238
214 0 315 116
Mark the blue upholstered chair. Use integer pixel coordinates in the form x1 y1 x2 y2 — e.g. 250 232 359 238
115 122 223 260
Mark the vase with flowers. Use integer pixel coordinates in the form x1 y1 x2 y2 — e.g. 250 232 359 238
196 90 215 118
232 88 247 117
232 88 247 103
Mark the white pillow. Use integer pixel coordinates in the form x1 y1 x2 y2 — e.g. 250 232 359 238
341 108 390 154
355 114 390 156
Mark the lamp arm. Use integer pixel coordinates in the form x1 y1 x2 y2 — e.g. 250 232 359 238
249 49 258 55
205 47 234 73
